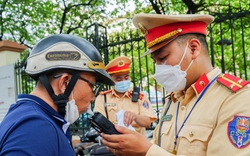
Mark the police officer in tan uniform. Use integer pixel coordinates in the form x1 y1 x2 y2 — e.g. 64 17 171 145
100 14 250 156
94 56 157 136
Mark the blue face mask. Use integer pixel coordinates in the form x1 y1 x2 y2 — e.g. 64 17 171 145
114 80 131 93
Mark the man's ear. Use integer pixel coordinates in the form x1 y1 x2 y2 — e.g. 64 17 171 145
188 39 201 60
58 74 71 93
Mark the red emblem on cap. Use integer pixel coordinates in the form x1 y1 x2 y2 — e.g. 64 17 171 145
118 60 125 67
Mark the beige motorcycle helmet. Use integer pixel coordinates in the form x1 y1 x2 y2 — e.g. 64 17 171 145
25 34 114 116
25 34 114 85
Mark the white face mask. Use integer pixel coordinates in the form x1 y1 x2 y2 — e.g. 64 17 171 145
153 43 193 93
64 93 79 124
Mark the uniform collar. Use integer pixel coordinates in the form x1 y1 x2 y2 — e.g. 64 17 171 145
171 91 185 103
171 67 221 103
192 67 221 95
111 87 131 98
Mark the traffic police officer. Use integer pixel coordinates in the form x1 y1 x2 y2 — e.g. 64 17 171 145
94 56 157 136
101 14 250 156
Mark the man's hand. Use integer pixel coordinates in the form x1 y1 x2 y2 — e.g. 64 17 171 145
101 125 152 156
124 111 152 128
123 111 137 126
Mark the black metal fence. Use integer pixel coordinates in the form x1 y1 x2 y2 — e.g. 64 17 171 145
15 59 36 95
15 4 250 134
208 5 250 79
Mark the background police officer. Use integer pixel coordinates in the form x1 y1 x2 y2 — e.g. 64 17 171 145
94 56 157 136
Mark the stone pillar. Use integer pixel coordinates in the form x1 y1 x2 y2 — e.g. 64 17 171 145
0 40 26 67
0 41 26 123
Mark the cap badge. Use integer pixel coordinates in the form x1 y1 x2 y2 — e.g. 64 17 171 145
117 60 125 67
137 23 148 35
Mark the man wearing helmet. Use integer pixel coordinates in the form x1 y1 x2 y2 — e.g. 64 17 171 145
0 34 114 155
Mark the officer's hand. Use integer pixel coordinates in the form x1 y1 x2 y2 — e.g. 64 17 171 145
123 111 137 126
101 125 152 156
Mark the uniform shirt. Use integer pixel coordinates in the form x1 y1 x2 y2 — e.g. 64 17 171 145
94 88 157 136
147 67 250 156
0 94 75 156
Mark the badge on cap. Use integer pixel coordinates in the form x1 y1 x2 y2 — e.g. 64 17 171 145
228 115 250 149
117 60 125 67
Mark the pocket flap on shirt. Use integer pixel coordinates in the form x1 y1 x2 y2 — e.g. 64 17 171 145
161 121 173 136
178 124 213 142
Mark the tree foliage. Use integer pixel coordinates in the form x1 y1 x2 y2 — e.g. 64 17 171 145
1 0 249 47
1 0 250 88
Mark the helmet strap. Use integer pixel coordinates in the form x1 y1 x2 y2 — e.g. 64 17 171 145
39 71 81 117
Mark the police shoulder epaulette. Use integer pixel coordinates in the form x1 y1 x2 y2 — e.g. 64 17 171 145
217 73 250 93
99 89 112 95
138 92 144 100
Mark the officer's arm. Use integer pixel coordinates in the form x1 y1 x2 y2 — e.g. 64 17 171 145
134 115 152 127
135 94 157 127
206 89 250 155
